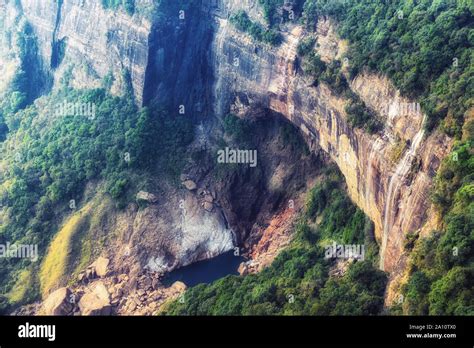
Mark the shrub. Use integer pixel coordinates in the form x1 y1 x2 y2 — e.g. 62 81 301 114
230 10 283 46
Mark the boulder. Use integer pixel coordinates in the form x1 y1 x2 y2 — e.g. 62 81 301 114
141 277 152 289
151 278 160 290
203 201 214 212
93 257 110 278
183 180 197 191
111 288 123 300
136 191 158 203
237 262 248 276
85 267 96 280
78 282 111 316
41 287 74 315
204 194 214 203
170 281 187 293
127 301 137 312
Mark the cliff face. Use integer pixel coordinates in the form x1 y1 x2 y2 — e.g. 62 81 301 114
0 2 20 94
206 0 452 286
18 0 151 104
1 0 454 305
143 2 214 114
16 0 214 110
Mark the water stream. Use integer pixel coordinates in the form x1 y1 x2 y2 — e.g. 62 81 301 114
380 115 426 270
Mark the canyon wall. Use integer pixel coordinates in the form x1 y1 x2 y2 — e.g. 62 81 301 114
15 0 213 111
18 0 151 104
205 0 452 289
143 2 214 114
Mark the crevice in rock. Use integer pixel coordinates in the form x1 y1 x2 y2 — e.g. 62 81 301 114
50 0 64 69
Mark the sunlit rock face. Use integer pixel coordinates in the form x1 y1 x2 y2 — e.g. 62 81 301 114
207 2 451 283
111 192 235 275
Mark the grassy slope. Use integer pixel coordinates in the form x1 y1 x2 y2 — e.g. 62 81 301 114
39 202 92 296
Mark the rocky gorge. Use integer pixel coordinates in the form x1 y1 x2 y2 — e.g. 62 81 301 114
0 0 460 314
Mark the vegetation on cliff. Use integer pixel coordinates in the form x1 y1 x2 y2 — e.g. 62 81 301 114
299 49 381 133
160 0 473 316
230 10 283 46
0 0 202 313
302 0 474 136
295 0 474 315
258 0 306 27
101 0 135 15
0 0 472 317
0 20 49 139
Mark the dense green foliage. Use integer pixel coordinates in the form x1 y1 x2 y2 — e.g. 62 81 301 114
258 0 306 27
223 113 253 145
302 51 326 80
262 0 473 316
222 113 308 155
296 36 316 57
230 10 283 46
1 87 193 232
303 0 474 136
0 0 471 317
344 90 382 133
0 0 205 311
298 0 474 315
162 170 386 315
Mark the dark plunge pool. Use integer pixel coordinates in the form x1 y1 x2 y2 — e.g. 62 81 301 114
162 250 244 287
